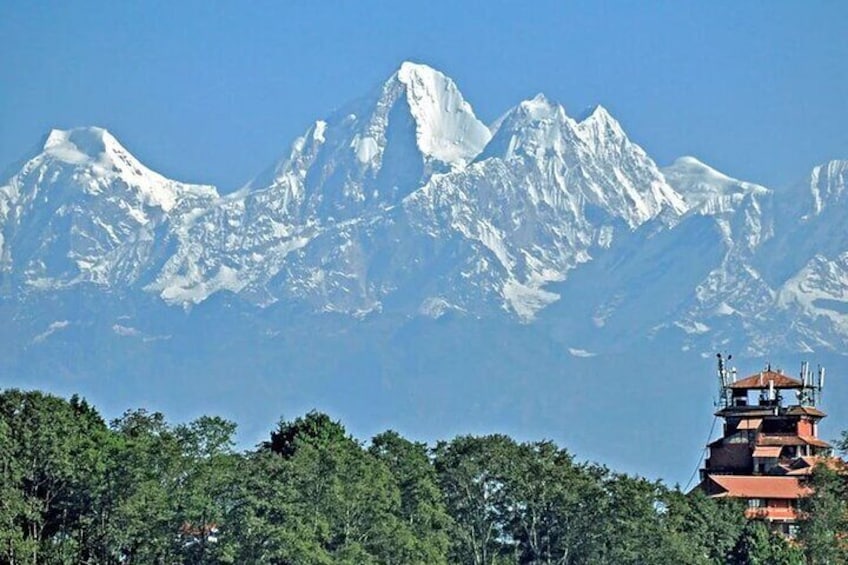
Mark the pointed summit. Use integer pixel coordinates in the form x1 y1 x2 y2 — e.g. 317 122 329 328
517 93 561 118
23 127 217 212
512 93 565 120
395 61 440 85
577 104 626 141
244 61 491 222
41 126 137 167
478 93 576 161
389 61 491 165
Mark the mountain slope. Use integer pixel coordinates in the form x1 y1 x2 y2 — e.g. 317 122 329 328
0 127 218 291
403 96 685 319
148 62 493 308
148 66 684 319
1 64 847 355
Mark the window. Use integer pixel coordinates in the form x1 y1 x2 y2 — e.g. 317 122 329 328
747 498 765 508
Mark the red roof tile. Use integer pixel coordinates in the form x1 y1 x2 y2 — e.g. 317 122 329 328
730 370 803 390
708 475 811 499
737 418 762 431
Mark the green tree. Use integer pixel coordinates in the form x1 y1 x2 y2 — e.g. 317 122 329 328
588 472 683 564
0 414 31 563
172 416 240 564
230 412 404 563
0 390 110 564
434 434 519 565
369 430 451 564
225 448 330 564
102 409 184 563
729 520 804 565
663 488 747 564
798 464 848 564
267 411 347 458
497 441 604 565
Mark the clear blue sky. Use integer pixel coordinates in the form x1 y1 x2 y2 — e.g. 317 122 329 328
2 1 846 191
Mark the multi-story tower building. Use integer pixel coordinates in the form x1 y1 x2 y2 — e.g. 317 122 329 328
698 356 832 536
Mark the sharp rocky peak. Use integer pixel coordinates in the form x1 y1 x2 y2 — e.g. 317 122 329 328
242 61 491 222
386 60 492 165
575 104 627 142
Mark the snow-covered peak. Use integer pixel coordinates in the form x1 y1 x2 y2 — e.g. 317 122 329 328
391 61 491 165
241 62 491 223
395 61 440 86
478 94 577 161
516 93 564 120
0 127 220 291
576 104 627 143
662 156 768 213
43 127 114 163
32 127 218 211
43 127 149 175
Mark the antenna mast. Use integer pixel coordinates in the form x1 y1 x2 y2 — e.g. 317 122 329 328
716 353 733 408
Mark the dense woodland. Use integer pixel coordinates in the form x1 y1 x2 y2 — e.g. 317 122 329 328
0 389 846 564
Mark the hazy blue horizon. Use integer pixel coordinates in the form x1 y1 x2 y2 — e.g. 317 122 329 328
2 1 847 192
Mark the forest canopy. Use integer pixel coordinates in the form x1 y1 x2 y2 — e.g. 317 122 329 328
0 388 844 564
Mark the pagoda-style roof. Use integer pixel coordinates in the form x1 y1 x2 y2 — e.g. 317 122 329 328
715 405 826 419
729 370 803 390
708 434 832 450
784 456 846 476
757 434 831 448
706 475 811 499
786 406 826 418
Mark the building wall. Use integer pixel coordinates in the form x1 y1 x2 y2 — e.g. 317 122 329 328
708 444 753 473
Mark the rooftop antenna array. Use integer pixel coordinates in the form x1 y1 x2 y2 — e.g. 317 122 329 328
716 353 735 409
797 362 825 406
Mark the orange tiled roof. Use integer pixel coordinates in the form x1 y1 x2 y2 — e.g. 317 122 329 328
798 435 832 448
708 475 812 499
730 370 803 390
753 446 782 458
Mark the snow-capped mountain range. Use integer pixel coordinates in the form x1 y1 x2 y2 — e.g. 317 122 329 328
2 61 847 355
